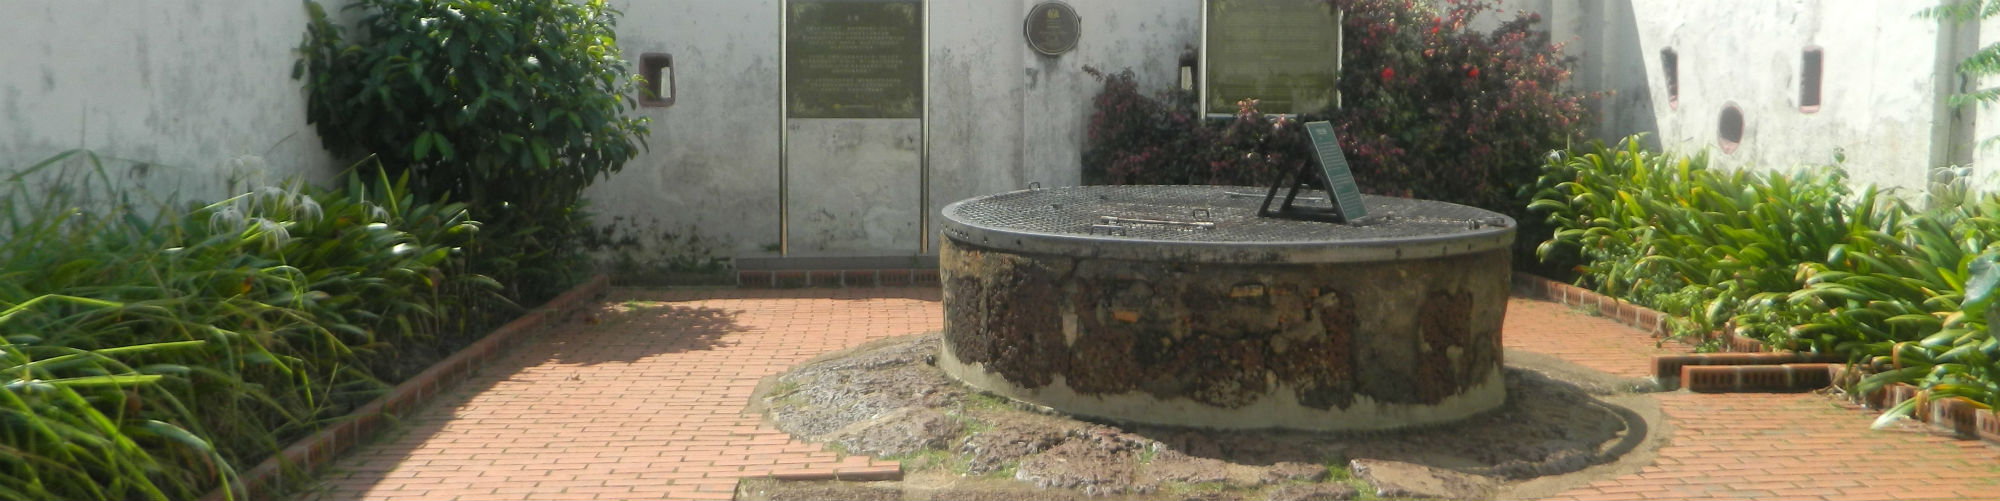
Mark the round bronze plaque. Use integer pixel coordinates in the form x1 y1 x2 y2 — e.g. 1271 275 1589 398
1024 2 1080 56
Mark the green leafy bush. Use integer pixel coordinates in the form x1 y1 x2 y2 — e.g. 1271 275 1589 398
1083 0 1588 205
1529 137 1889 339
1531 137 2000 421
1 152 499 499
1082 1 1587 273
1079 68 1301 187
297 0 649 301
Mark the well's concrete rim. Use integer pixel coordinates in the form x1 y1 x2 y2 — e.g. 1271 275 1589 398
940 185 1515 264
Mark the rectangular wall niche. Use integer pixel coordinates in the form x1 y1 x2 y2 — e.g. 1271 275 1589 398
639 53 674 107
1800 47 1823 112
1661 48 1678 109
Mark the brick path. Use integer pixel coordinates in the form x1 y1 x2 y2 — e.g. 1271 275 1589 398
1504 301 2000 501
1501 300 1688 380
307 291 2000 501
306 288 941 501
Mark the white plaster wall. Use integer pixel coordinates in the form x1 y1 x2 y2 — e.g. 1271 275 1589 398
1524 1 1949 193
930 0 1201 251
596 0 1200 257
591 0 784 254
788 119 922 253
0 1 338 202
1642 1 1942 193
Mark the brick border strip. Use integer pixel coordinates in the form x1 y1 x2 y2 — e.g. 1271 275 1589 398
1681 363 1838 392
1653 353 1844 389
1511 273 1673 339
739 268 940 288
1836 370 2000 446
1512 274 2000 444
1512 273 1786 353
200 274 613 501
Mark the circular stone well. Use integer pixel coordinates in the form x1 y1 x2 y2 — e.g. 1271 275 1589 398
938 185 1514 431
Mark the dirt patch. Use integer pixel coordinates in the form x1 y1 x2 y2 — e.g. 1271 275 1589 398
752 333 1667 500
1265 483 1360 501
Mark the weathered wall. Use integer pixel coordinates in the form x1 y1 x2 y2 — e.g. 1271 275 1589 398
1523 0 1955 193
0 1 338 201
591 0 786 256
12 0 1978 258
593 0 1200 258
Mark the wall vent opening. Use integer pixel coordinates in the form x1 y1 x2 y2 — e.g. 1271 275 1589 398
1661 48 1679 109
1800 47 1823 112
1718 104 1744 154
638 53 675 108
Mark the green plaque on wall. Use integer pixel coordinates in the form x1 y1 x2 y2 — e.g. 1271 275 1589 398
786 0 924 119
1203 0 1341 116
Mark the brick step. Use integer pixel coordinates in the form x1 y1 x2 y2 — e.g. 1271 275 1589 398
1680 363 1839 393
1653 352 1844 388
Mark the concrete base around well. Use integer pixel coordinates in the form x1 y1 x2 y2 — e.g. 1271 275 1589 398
937 237 1511 431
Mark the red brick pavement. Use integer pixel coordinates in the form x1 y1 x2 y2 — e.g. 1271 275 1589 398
308 291 2000 501
1502 297 1692 379
305 288 942 501
1506 299 2000 501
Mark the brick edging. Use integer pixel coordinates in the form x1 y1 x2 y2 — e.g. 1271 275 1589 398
1654 353 1844 388
1512 273 1788 352
200 274 613 501
1680 363 1839 392
1511 273 1673 339
1510 275 2000 445
1851 375 2000 445
739 268 940 288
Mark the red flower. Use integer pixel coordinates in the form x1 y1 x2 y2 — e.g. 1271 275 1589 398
1468 67 1480 78
1381 67 1395 81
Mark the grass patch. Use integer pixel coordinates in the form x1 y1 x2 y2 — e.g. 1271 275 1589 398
985 462 1020 480
1155 481 1238 499
965 392 1014 412
890 448 973 475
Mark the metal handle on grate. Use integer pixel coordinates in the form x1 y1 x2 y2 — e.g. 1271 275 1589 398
1087 223 1128 236
1099 215 1215 230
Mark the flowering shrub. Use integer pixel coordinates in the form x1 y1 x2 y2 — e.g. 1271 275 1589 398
1336 0 1590 211
1082 0 1591 217
1081 68 1306 187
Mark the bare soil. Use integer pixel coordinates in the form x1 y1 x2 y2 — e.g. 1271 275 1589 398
744 334 1668 500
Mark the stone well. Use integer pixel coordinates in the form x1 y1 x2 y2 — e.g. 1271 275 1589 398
937 185 1513 431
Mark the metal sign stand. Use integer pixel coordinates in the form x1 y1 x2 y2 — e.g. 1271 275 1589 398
1260 120 1368 224
1257 163 1348 223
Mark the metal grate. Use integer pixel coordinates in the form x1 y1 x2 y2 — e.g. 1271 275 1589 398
945 185 1505 244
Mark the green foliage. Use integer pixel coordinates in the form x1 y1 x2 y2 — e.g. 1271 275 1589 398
1334 0 1591 209
297 0 649 301
1532 137 2000 421
1082 0 1589 272
1 151 500 499
1079 68 1297 187
1530 137 1887 340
